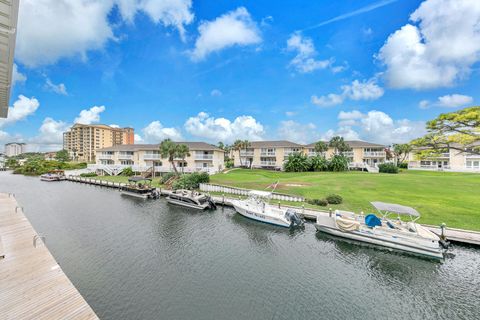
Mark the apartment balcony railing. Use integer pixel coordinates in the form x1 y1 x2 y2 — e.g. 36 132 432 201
466 153 480 159
143 154 161 160
118 154 134 160
195 154 213 160
342 152 354 157
260 161 277 166
260 152 276 157
98 154 113 160
363 151 386 157
240 151 254 156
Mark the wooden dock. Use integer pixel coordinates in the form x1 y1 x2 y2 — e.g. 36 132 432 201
0 193 99 320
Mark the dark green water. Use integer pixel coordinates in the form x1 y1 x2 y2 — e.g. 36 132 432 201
1 172 479 320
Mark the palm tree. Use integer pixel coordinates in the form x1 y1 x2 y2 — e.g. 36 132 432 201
232 139 243 166
159 139 189 174
241 140 251 168
314 141 328 156
329 136 351 155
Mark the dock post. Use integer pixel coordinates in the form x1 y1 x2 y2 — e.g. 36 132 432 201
440 223 447 240
278 201 280 209
222 194 225 204
329 208 332 217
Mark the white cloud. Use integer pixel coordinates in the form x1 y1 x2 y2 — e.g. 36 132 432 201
45 78 68 95
327 110 426 144
210 89 222 97
419 94 473 109
184 112 264 143
35 117 70 145
134 133 144 143
190 7 261 61
0 95 39 128
109 124 120 128
377 0 480 89
286 32 331 73
16 0 194 67
312 78 383 107
142 121 183 142
115 0 194 40
277 120 318 144
74 106 106 124
12 64 27 85
285 111 297 117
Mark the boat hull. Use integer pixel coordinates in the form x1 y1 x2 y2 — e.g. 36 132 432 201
120 190 151 199
167 198 209 210
232 202 290 228
315 222 444 259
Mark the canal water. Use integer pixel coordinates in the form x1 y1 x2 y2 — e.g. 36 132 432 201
1 172 479 320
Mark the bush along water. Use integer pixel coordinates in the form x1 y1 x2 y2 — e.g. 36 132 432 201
283 153 349 172
379 163 399 174
172 172 210 190
326 194 343 204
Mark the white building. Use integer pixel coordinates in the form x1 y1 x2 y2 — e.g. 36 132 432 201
4 142 26 157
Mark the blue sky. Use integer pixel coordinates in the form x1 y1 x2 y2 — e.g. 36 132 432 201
1 0 479 151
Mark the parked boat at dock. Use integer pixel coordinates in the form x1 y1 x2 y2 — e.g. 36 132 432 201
40 170 66 182
119 177 159 199
315 201 448 259
166 189 217 210
231 190 304 228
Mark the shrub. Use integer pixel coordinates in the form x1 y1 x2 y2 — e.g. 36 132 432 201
308 155 329 171
328 155 348 172
379 163 399 174
397 162 408 169
284 153 310 172
225 159 234 168
307 198 328 206
326 194 343 204
80 172 97 177
161 172 177 184
121 167 134 176
172 172 210 190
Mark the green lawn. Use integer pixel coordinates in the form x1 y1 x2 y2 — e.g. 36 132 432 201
93 175 164 188
210 169 480 231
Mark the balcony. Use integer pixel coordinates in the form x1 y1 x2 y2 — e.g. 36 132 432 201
195 154 213 160
342 151 354 157
118 154 134 160
240 151 254 156
363 151 386 157
260 152 276 157
260 161 277 166
98 154 113 160
466 153 480 159
143 154 161 160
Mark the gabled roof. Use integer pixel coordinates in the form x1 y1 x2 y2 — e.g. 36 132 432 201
246 140 304 148
97 142 223 152
305 140 385 148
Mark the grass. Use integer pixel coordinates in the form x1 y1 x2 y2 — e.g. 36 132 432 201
210 169 480 231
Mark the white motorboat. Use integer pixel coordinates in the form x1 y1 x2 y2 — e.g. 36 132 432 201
315 201 449 259
231 190 304 228
120 177 159 199
40 170 66 181
166 189 217 210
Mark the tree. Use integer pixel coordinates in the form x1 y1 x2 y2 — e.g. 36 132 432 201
393 144 412 164
411 106 480 155
284 153 310 172
329 155 349 172
241 140 251 168
314 141 328 156
217 142 225 150
159 139 190 174
55 149 70 162
329 136 352 155
308 155 329 171
232 139 243 166
5 158 19 168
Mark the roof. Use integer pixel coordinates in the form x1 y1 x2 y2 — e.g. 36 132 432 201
97 142 223 152
247 140 304 148
305 140 385 148
0 0 19 118
5 142 26 145
371 201 420 217
68 123 133 130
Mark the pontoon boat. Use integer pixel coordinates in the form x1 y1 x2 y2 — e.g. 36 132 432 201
315 201 448 259
166 189 217 210
231 190 304 228
120 177 159 199
40 170 66 181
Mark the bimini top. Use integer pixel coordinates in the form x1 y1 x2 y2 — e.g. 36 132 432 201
249 190 272 198
128 176 152 182
371 201 420 217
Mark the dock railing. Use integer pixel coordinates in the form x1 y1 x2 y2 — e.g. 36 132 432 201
199 183 304 202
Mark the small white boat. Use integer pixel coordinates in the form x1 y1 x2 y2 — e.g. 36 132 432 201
40 170 66 181
166 189 217 210
120 177 159 199
231 190 304 228
315 201 448 259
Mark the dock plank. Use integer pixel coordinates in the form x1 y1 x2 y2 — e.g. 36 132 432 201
0 193 99 320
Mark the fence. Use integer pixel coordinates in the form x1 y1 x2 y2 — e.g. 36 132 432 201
199 183 304 202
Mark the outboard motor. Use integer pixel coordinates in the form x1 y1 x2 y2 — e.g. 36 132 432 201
439 223 451 249
285 209 304 228
207 196 217 210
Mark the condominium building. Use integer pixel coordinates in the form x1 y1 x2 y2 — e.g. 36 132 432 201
4 142 27 157
93 142 225 175
232 140 387 170
63 124 134 162
407 144 480 172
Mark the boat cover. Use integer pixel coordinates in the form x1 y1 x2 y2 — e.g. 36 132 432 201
371 202 420 217
365 214 382 228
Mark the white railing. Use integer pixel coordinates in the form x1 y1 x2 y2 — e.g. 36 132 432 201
199 184 304 202
260 161 277 166
118 154 134 160
240 151 254 156
98 154 113 160
342 152 354 157
466 153 480 159
363 152 386 157
195 154 213 160
260 152 276 156
143 154 161 160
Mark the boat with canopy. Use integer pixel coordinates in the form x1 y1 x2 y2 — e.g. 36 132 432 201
119 177 159 199
315 201 448 259
166 189 217 210
40 170 66 181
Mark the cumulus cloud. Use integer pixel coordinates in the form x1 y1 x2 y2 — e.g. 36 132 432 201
33 117 70 145
12 64 27 85
0 95 39 128
184 112 264 143
419 94 473 109
326 110 426 144
141 121 183 142
286 32 331 73
312 78 384 107
16 0 194 67
190 7 261 61
210 89 222 97
277 120 319 144
377 0 480 89
44 78 68 95
74 106 106 124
